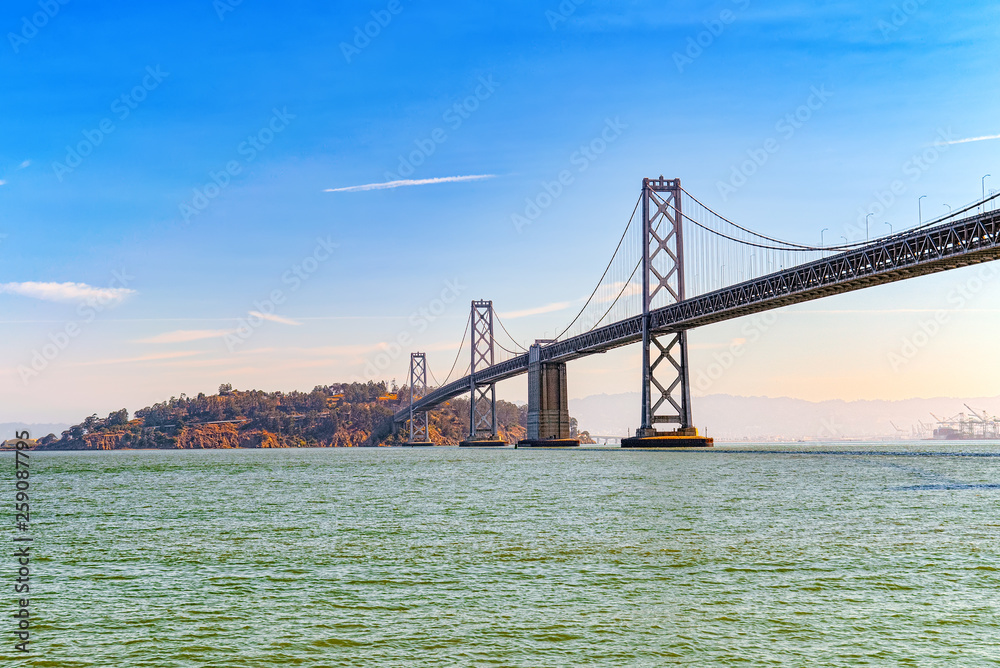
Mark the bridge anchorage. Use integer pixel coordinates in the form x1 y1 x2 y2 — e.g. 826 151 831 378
391 172 1000 448
517 339 578 447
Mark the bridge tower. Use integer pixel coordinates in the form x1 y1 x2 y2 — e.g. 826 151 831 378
624 176 711 447
460 300 507 446
404 352 434 446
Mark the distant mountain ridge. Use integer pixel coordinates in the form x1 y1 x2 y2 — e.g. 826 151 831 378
1 423 71 440
570 393 1000 440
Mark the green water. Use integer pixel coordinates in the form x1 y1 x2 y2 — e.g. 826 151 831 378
4 444 1000 666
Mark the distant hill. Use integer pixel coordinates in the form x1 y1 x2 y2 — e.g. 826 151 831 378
1 423 71 441
34 382 528 450
570 392 1000 441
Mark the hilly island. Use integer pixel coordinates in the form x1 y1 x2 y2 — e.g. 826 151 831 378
29 382 579 450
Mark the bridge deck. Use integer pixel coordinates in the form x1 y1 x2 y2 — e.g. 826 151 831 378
395 208 1000 422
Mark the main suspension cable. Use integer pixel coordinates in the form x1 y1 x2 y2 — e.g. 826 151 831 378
439 311 472 386
495 340 523 356
554 192 642 341
680 187 865 251
589 255 643 331
680 187 1000 253
494 312 528 352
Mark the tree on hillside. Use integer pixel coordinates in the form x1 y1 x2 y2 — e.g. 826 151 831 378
108 409 129 427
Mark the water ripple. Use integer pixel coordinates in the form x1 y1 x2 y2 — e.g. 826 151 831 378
4 444 999 667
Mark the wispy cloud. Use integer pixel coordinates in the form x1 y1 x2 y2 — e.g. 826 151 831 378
18 160 30 169
237 340 461 358
70 351 202 367
594 281 641 304
137 329 233 344
501 301 572 319
0 281 135 304
943 133 1000 146
323 174 495 193
0 180 6 186
248 310 301 325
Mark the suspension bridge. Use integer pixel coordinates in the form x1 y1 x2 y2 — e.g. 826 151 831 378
393 176 1000 447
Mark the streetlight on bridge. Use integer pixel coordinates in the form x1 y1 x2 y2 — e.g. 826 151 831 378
865 213 873 241
821 227 829 247
983 174 991 212
885 221 893 235
918 195 927 224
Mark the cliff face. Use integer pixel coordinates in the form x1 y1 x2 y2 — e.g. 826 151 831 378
49 420 525 450
405 403 527 445
44 423 379 451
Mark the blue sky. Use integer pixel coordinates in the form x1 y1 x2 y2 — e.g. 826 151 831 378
1 0 999 424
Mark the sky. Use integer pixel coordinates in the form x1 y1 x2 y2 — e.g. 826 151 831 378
1 0 999 425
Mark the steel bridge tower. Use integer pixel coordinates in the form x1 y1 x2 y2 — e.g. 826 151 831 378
625 177 708 446
460 300 506 446
405 352 434 446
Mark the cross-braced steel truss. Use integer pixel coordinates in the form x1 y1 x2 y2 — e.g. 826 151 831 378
649 332 690 427
469 300 497 439
646 181 683 308
640 177 691 433
408 352 429 442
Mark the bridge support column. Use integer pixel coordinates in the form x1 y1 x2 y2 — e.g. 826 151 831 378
518 343 579 448
460 300 507 447
626 176 712 448
404 352 434 446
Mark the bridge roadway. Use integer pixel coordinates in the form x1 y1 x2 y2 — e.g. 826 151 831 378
394 206 1000 423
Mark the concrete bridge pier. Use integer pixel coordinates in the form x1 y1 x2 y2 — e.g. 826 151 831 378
517 343 579 448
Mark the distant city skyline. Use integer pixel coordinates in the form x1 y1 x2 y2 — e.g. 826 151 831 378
2 1 999 422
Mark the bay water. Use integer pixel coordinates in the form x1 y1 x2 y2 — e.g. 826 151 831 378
4 444 1000 666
